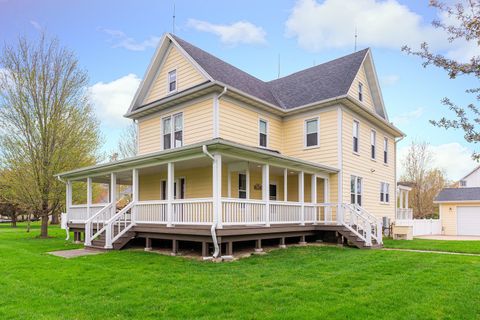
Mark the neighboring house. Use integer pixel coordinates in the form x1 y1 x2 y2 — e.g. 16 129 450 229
435 167 480 236
392 182 414 240
57 33 404 256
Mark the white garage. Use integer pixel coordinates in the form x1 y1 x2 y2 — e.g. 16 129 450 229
457 207 480 236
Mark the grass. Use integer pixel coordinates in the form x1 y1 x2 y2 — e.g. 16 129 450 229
1 224 480 319
383 238 480 254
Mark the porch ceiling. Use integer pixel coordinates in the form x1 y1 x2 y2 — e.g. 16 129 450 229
56 138 339 180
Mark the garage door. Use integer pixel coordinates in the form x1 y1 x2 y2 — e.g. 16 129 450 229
457 207 480 236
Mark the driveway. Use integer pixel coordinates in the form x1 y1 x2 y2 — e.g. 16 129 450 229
416 235 480 241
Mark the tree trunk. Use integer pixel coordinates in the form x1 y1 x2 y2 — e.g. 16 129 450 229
26 213 31 233
40 215 49 238
51 213 59 225
11 214 17 228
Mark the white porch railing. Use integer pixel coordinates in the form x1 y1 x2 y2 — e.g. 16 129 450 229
396 208 413 220
222 198 266 225
68 204 107 222
136 200 168 223
173 198 213 224
270 201 301 224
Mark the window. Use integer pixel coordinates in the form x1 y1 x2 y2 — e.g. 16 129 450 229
380 182 390 203
305 118 319 147
352 120 359 153
259 119 267 148
269 184 277 201
162 113 183 150
168 70 177 93
460 180 467 187
383 137 388 164
371 130 376 159
350 175 362 206
358 82 363 102
238 173 247 199
161 178 185 200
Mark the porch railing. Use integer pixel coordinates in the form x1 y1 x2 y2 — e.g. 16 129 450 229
68 204 108 222
396 208 413 221
222 198 266 225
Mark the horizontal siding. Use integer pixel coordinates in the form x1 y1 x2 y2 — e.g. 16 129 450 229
138 97 213 155
341 109 396 220
282 109 338 167
219 98 282 151
348 64 376 113
144 45 206 104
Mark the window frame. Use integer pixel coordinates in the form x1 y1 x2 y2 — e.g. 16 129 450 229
352 120 360 154
167 69 177 94
304 117 320 148
162 112 183 150
383 137 389 164
160 177 186 200
370 129 376 160
350 175 363 206
258 119 268 148
358 82 363 102
238 173 247 199
460 180 467 187
380 182 390 203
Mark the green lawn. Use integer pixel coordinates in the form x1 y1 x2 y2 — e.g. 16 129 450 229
1 224 480 319
384 238 480 254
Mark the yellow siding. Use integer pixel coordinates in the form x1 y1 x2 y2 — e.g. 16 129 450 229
341 109 396 220
219 98 282 151
282 109 338 167
144 45 206 104
348 64 376 113
137 97 213 155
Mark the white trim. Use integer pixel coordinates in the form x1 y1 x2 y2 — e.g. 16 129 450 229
167 68 178 94
161 112 184 150
262 164 270 226
284 168 288 201
258 118 269 148
337 107 343 220
304 117 320 148
298 171 305 225
352 118 360 154
370 129 376 160
167 162 174 227
213 94 219 138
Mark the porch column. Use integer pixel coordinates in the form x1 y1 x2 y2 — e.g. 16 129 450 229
167 162 174 227
311 174 317 224
284 168 288 201
262 164 270 227
110 173 117 217
298 171 305 226
66 180 72 214
405 190 409 209
86 177 92 218
324 178 330 203
132 169 139 223
399 189 404 209
212 154 223 228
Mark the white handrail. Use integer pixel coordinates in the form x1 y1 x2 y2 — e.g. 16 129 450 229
105 201 136 249
353 204 382 244
341 204 372 246
84 202 114 246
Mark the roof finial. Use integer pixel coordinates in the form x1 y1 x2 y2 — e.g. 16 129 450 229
172 1 176 34
354 26 358 52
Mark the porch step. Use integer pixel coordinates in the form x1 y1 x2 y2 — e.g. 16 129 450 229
337 227 383 249
88 231 136 250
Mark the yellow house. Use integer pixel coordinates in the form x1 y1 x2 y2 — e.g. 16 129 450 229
57 33 404 257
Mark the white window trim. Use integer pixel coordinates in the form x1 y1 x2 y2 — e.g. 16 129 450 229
258 118 268 149
167 68 178 94
350 175 363 206
370 129 376 160
358 82 363 102
160 177 186 200
161 112 184 150
380 182 390 204
238 172 247 198
383 137 389 165
352 119 360 155
304 117 320 149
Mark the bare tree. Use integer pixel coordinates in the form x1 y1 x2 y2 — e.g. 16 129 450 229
401 141 448 218
403 0 480 159
0 33 102 237
117 122 137 159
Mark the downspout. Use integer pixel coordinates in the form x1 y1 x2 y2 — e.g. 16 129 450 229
218 86 227 99
202 145 220 258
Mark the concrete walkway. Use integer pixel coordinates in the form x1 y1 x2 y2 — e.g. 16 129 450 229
415 235 480 241
384 248 480 257
48 248 104 258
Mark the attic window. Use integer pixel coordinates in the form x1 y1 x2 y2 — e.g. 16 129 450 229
358 82 363 102
168 70 177 93
460 180 467 187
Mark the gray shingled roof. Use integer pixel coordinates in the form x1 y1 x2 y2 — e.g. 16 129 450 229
435 188 480 202
170 34 368 110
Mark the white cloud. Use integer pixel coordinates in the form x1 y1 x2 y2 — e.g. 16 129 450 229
285 0 477 60
88 74 141 127
398 142 478 180
391 107 424 126
381 74 400 86
101 29 160 51
30 20 42 31
188 19 267 45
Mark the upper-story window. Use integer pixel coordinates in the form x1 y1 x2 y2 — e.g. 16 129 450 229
168 69 177 93
305 118 319 147
358 82 363 102
259 119 268 148
352 120 359 153
163 113 183 150
380 182 390 203
460 180 467 187
371 130 376 159
383 137 388 164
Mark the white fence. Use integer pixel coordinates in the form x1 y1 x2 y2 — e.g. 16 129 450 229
413 219 441 236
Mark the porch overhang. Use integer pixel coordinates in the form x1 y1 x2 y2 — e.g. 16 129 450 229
55 138 339 180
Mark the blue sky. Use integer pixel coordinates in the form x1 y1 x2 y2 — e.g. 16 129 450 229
1 0 478 179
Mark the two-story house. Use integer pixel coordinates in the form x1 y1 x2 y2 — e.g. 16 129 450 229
57 33 404 257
